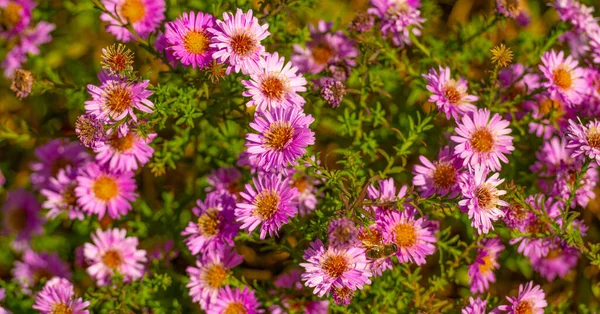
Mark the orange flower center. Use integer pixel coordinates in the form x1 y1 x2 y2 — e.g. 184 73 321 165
470 128 494 153
433 163 457 189
0 3 22 30
264 121 294 150
109 132 136 152
93 176 119 201
105 84 132 117
202 264 228 288
552 68 572 90
474 185 495 210
197 208 220 236
291 177 308 192
120 0 145 23
394 223 417 248
312 44 334 65
102 249 123 269
546 249 562 260
230 32 256 57
51 303 73 314
224 302 247 314
184 30 210 55
443 83 461 104
261 75 286 101
586 126 600 149
321 254 348 278
515 300 533 314
253 190 280 220
478 254 494 273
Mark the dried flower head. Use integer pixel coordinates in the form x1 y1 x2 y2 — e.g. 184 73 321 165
491 44 513 68
11 68 33 98
101 44 134 73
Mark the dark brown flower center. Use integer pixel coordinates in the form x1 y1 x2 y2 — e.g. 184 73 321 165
586 126 600 149
202 264 227 288
62 184 77 207
264 121 294 150
321 254 348 278
515 300 533 314
261 76 286 101
121 0 145 23
105 85 132 117
184 31 210 55
470 128 494 153
102 249 123 269
312 44 334 65
253 190 280 220
230 32 256 57
394 223 416 248
197 208 220 236
7 207 27 232
433 163 457 189
93 176 119 201
552 68 572 90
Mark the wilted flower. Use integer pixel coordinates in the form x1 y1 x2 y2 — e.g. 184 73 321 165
349 12 374 33
75 114 105 149
101 43 134 73
490 44 513 68
320 78 346 108
10 68 33 98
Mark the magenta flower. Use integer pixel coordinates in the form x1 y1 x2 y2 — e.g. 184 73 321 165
84 228 147 286
377 208 436 265
300 238 372 297
328 217 360 250
270 269 329 314
209 286 263 314
165 11 215 69
94 127 156 173
19 21 55 55
368 0 425 47
154 31 178 67
85 70 154 123
12 250 71 293
186 247 243 310
367 178 409 215
530 239 579 281
458 165 507 234
462 297 488 314
206 167 242 196
566 119 600 166
235 173 298 239
498 281 547 313
182 192 239 255
241 52 307 112
41 167 85 220
423 66 478 120
468 237 504 294
245 106 315 171
0 0 35 39
290 167 321 216
100 0 165 42
1 189 43 249
33 277 90 314
413 146 463 198
30 139 90 190
75 162 138 219
539 50 586 107
553 0 598 33
451 109 514 171
525 95 572 140
209 9 270 75
0 288 8 314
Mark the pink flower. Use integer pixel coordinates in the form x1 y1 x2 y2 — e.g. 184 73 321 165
413 146 463 198
100 0 165 42
165 11 215 69
423 66 478 120
566 118 600 166
468 237 504 294
539 50 586 107
94 126 156 173
498 281 547 313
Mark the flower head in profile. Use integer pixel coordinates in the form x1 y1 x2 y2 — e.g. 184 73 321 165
1 189 43 249
41 167 85 220
12 250 71 293
209 9 270 75
186 247 243 310
242 52 307 112
459 165 507 234
33 277 90 314
498 281 547 314
300 238 372 297
245 106 315 171
368 0 425 47
468 237 504 294
530 239 580 281
75 162 138 219
30 139 90 190
100 0 165 42
451 109 514 171
270 269 330 314
566 119 600 166
328 217 360 250
210 286 263 314
94 126 156 173
413 146 463 198
539 50 585 107
423 66 478 121
165 11 215 69
236 173 298 239
182 192 239 255
462 297 488 314
84 228 147 286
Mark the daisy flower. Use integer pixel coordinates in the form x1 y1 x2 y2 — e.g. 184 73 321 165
206 167 242 196
235 173 298 239
458 165 508 234
12 250 71 293
496 0 529 21
566 119 600 166
241 52 307 112
328 217 360 250
33 277 90 314
357 224 393 277
41 167 85 220
270 269 330 314
377 208 437 265
94 126 156 173
85 70 154 123
245 106 315 171
165 11 215 69
462 297 488 314
100 0 165 42
451 109 514 171
0 0 35 39
530 239 579 281
498 281 547 313
367 178 409 215
75 162 138 219
553 0 598 33
209 286 263 314
1 189 43 250
368 0 425 47
209 8 270 75
186 247 243 310
468 237 504 294
30 139 90 190
413 146 463 198
539 50 586 107
154 31 178 67
84 228 147 286
422 66 478 120
300 239 372 297
182 192 239 255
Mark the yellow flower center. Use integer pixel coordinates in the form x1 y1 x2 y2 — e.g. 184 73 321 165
197 208 220 236
253 190 280 220
475 185 495 210
478 254 494 273
120 0 145 23
224 302 247 314
552 68 572 90
102 249 123 269
184 30 210 55
109 132 136 152
470 128 494 153
105 84 133 117
291 177 307 192
586 126 600 149
432 163 457 190
311 44 334 65
261 75 286 101
230 32 256 57
0 3 22 30
321 254 348 278
515 300 533 314
394 223 417 248
264 121 294 151
443 83 461 104
51 303 73 314
202 264 227 288
93 176 119 201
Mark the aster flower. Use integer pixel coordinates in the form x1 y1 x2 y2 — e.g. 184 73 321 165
182 192 239 255
423 66 478 120
165 11 215 69
154 31 178 67
0 288 9 314
75 162 138 219
458 165 507 234
84 228 147 286
41 167 85 220
206 167 242 196
496 0 529 20
367 178 409 215
357 224 393 277
30 139 90 190
413 146 462 198
100 0 165 42
270 269 329 314
498 64 540 104
566 119 600 166
33 277 90 314
451 109 514 171
94 126 156 173
530 239 579 281
349 12 374 33
525 94 572 140
241 52 307 112
498 281 547 313
377 208 436 265
300 238 372 297
101 43 134 73
539 50 586 107
209 286 263 314
12 250 71 293
553 0 598 33
85 70 154 123
0 0 35 39
290 160 322 216
186 247 243 310
462 297 488 314
561 30 591 60
75 113 105 149
2 21 54 78
1 189 43 249
235 173 298 239
320 78 346 108
10 68 33 98
245 106 315 171
468 237 504 294
2 44 26 78
368 0 425 47
209 8 270 75
328 217 360 249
